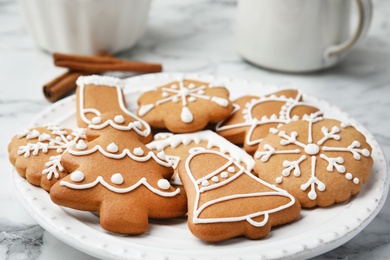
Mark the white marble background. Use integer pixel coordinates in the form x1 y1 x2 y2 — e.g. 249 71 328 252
1 0 390 259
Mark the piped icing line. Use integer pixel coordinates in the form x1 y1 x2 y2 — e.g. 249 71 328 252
146 130 255 171
185 149 296 226
215 90 321 147
60 176 180 197
77 75 151 137
138 78 230 123
88 118 149 137
255 114 370 200
16 125 86 180
68 146 171 167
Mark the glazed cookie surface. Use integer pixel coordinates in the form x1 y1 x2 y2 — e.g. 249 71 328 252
254 112 373 208
216 89 320 154
8 125 86 191
137 78 234 133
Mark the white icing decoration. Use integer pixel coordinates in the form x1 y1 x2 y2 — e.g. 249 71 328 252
201 180 209 187
227 166 235 173
77 75 151 137
114 115 125 124
255 113 371 201
91 116 102 124
76 140 87 150
60 177 180 197
111 173 124 185
211 176 219 183
138 104 155 116
146 130 255 172
157 179 171 190
133 147 144 156
17 125 86 180
107 142 119 153
71 171 85 182
181 107 193 123
220 172 228 178
139 78 231 123
185 149 296 227
215 90 322 148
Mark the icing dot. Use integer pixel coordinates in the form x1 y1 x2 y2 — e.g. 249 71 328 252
188 96 196 102
197 90 205 95
76 140 87 150
111 173 124 185
162 92 169 97
66 135 73 140
107 142 119 153
56 137 62 142
49 141 55 146
172 96 179 103
346 173 353 180
353 178 360 184
228 166 235 173
269 128 279 134
56 148 63 153
114 115 125 124
276 177 283 184
201 180 209 187
308 190 317 200
220 172 228 178
71 171 84 182
157 179 170 190
362 149 370 157
211 176 219 183
133 147 144 156
133 121 142 129
304 144 320 155
188 83 196 89
92 116 101 124
157 151 166 160
171 84 178 89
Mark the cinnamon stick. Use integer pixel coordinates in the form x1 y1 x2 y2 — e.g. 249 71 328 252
43 71 86 102
53 53 163 73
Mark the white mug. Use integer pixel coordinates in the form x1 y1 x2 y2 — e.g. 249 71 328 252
18 0 151 55
235 0 372 72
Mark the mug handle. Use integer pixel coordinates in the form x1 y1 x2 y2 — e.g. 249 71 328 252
325 0 372 57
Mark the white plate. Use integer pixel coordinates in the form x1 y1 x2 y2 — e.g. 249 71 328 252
12 73 389 260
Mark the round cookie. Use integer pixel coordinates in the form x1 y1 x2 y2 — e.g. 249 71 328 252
216 89 320 154
8 125 86 191
253 112 373 208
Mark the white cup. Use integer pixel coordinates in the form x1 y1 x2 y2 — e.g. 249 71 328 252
18 0 151 55
235 0 372 72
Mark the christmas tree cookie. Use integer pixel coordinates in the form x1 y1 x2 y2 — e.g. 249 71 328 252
50 112 187 234
254 112 373 208
216 89 320 154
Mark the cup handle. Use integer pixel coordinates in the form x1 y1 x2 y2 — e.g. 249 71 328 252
325 0 372 57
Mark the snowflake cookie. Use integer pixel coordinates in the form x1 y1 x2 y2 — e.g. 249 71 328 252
148 130 301 242
50 112 187 234
216 89 320 154
253 112 373 208
8 125 86 191
137 78 234 133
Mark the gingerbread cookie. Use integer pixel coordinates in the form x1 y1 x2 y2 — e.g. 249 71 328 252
254 112 373 208
216 89 320 154
137 78 234 133
50 112 187 234
8 125 86 191
76 75 152 143
147 130 301 242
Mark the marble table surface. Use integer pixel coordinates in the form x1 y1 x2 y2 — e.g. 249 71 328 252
1 0 390 259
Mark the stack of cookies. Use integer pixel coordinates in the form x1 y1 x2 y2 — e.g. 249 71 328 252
8 75 373 242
